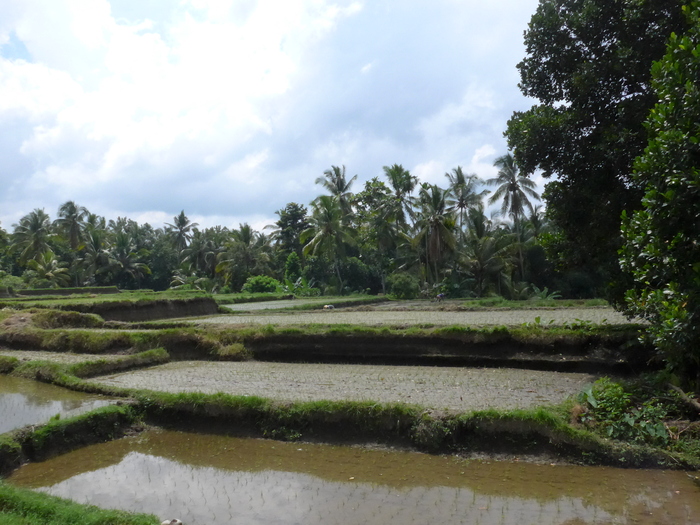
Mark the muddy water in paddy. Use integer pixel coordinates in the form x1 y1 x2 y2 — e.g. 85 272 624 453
0 376 115 433
8 429 700 525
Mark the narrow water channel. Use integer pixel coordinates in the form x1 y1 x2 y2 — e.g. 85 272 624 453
0 376 115 433
7 429 700 525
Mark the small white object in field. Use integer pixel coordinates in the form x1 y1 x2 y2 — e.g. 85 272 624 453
323 304 335 310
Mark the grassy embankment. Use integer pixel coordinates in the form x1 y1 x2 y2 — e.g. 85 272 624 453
0 289 382 310
0 306 650 371
0 289 608 312
0 478 158 525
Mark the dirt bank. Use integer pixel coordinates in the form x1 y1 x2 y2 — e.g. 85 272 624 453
64 297 219 322
242 330 650 373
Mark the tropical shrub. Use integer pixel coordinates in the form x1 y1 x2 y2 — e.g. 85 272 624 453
387 273 420 299
620 3 700 390
241 275 281 293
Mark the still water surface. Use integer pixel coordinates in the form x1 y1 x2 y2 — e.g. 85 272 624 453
0 376 114 433
8 429 700 525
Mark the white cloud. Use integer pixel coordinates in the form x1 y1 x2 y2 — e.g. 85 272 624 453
0 0 543 231
413 160 447 186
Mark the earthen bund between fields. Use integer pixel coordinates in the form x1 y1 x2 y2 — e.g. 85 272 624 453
238 333 653 374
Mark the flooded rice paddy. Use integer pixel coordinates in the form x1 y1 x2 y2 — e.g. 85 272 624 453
0 375 115 434
8 429 700 525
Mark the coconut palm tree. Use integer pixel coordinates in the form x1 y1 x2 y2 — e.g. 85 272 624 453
487 154 540 225
526 205 548 240
487 153 540 280
11 209 54 264
84 213 107 232
215 224 271 290
26 250 70 288
165 210 199 255
382 164 418 229
415 184 457 285
110 231 151 288
461 204 511 297
79 228 115 285
445 167 488 242
181 229 219 278
315 165 357 221
301 195 356 293
54 201 88 251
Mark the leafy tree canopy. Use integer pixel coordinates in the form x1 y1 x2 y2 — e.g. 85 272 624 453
271 202 309 258
620 2 700 390
505 0 686 300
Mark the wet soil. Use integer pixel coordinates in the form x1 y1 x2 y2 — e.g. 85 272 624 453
89 361 597 412
196 306 631 326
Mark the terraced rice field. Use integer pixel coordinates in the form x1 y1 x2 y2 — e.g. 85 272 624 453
199 306 631 326
89 361 597 412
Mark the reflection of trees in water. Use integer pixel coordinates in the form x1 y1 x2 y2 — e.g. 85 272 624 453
1 377 90 407
0 377 111 433
34 451 697 525
0 394 65 434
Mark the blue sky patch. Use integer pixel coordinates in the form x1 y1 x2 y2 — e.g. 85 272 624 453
1 31 32 62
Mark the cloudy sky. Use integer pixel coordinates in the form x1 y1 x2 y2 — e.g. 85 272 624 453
0 0 542 233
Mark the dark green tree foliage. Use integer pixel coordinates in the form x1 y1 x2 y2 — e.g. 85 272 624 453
241 275 280 293
302 195 356 291
272 203 309 258
146 232 179 290
54 200 88 250
621 3 700 390
315 165 357 221
387 272 420 299
506 0 686 300
416 183 456 285
383 164 417 228
11 208 54 264
165 210 199 254
352 178 398 293
284 252 302 282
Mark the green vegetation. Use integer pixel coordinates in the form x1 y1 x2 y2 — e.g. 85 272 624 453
0 356 18 373
19 405 139 461
505 0 686 302
67 348 170 378
578 377 700 461
387 273 420 299
0 481 158 525
504 0 700 390
241 275 282 293
460 297 608 310
0 6 699 523
30 309 105 329
620 2 700 391
0 156 597 307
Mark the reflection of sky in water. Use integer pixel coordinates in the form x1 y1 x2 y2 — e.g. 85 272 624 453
0 376 113 433
37 451 691 525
